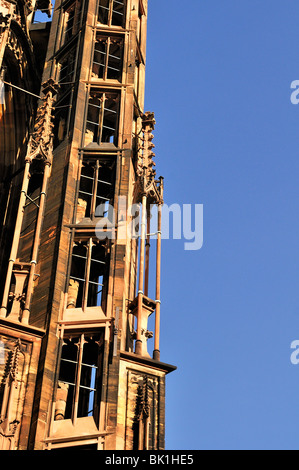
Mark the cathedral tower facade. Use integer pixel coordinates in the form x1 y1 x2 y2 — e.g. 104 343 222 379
0 0 175 450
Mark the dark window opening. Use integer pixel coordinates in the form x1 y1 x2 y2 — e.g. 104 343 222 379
98 0 126 28
92 36 123 81
52 47 78 148
57 50 77 95
85 90 120 146
56 332 104 422
27 172 43 200
68 239 108 310
53 93 72 148
77 158 115 222
62 0 83 46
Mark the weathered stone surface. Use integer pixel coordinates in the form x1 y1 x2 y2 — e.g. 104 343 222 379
0 0 176 451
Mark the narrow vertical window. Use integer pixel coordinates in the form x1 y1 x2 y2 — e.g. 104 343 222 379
92 36 123 81
98 0 126 28
64 5 75 43
53 95 72 147
85 91 120 146
53 48 77 148
55 333 103 422
77 158 115 222
62 0 83 46
67 239 107 310
57 50 76 95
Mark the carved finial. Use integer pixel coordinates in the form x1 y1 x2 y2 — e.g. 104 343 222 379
26 78 59 165
135 112 164 204
136 112 156 180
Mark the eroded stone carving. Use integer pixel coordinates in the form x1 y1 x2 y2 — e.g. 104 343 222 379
0 339 22 450
26 78 58 165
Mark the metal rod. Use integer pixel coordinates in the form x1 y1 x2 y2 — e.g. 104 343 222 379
81 173 112 185
83 239 92 311
72 335 84 425
135 194 147 355
2 80 41 99
70 275 85 283
0 160 31 317
144 210 150 297
153 203 162 361
24 193 40 208
23 163 51 324
72 253 87 261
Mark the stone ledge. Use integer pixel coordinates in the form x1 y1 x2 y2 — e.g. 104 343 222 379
120 350 177 375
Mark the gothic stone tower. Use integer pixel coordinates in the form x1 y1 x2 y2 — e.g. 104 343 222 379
0 0 176 451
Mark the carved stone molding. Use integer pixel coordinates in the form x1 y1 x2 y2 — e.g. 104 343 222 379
26 78 58 166
0 335 34 450
0 338 22 448
136 111 156 180
135 112 164 204
125 370 158 450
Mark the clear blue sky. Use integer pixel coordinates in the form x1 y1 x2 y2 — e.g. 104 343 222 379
144 0 299 450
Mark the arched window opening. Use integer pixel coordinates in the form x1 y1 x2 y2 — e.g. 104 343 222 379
55 332 104 424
